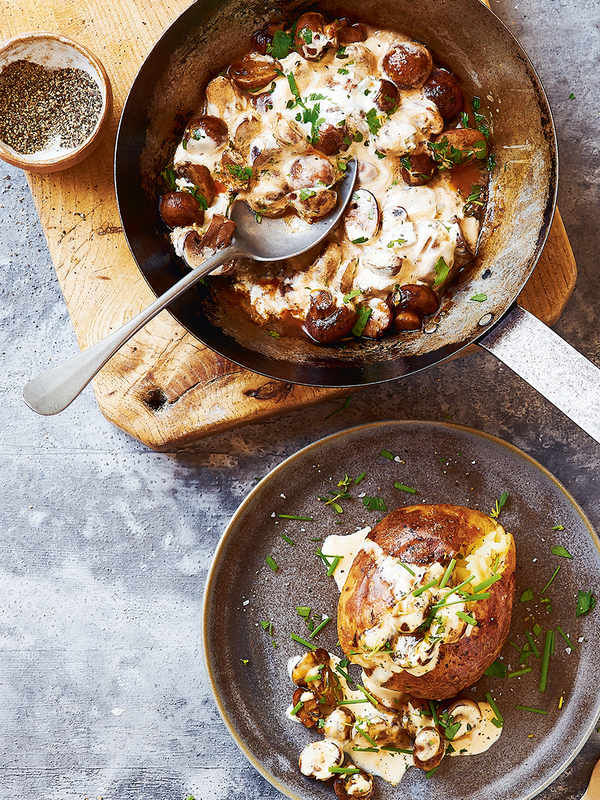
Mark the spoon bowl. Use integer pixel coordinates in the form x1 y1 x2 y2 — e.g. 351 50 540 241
22 158 357 416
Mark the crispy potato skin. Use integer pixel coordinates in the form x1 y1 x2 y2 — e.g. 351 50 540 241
338 504 516 700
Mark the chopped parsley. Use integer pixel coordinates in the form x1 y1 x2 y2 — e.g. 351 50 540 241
576 589 596 617
267 29 294 59
433 256 449 287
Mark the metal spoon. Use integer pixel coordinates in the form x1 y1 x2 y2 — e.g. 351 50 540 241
22 158 357 416
581 759 600 800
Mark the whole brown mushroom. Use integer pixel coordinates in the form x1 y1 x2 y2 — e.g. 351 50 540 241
400 152 438 186
228 53 282 92
333 768 375 799
159 191 205 229
184 115 228 150
423 68 465 121
305 290 357 344
383 41 433 89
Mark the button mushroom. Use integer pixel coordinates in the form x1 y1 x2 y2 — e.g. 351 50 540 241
159 191 205 229
382 41 433 89
429 127 488 169
298 740 344 780
321 706 355 744
412 725 445 770
181 215 236 269
361 298 393 339
175 163 217 206
423 68 465 121
228 53 282 93
294 12 338 60
305 289 357 344
292 687 323 729
344 189 380 243
183 114 228 155
443 697 483 739
391 284 439 316
333 768 375 800
335 18 368 45
400 151 438 186
373 79 400 115
313 122 350 157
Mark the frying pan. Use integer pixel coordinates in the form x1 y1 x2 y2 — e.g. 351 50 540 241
115 0 600 442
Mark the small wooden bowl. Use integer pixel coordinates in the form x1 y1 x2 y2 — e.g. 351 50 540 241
0 32 112 173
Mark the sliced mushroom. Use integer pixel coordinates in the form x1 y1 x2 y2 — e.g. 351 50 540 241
289 154 336 190
245 176 289 217
352 714 408 748
344 189 380 243
333 768 375 800
228 53 282 92
291 648 343 706
231 114 263 156
292 687 323 729
412 726 445 770
159 191 205 229
321 706 355 744
181 215 237 269
305 289 357 344
382 41 433 89
402 696 432 738
443 697 483 740
204 76 243 123
299 740 344 780
273 113 306 148
286 188 337 223
175 163 217 206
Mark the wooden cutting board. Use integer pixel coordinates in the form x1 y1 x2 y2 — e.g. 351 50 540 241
2 0 577 450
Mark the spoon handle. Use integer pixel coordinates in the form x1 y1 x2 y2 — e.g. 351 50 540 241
23 244 238 415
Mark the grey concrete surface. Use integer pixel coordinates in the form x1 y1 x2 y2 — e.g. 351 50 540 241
1 0 599 798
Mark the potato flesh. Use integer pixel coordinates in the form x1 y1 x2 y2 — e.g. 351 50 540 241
348 524 512 679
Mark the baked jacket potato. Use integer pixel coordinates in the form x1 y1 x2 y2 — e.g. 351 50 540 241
337 504 516 701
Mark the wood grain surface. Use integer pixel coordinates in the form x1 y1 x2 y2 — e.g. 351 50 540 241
1 0 577 450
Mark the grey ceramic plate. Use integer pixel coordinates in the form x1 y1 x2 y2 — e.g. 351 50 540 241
203 421 600 800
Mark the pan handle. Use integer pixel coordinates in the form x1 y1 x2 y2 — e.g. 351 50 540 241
478 304 600 444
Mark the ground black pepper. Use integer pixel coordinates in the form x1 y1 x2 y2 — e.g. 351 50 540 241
0 59 103 155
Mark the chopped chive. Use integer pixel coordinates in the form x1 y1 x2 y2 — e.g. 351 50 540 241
539 629 553 692
394 482 417 494
291 632 317 650
509 640 522 653
439 558 457 589
429 700 440 726
456 610 478 626
310 616 331 638
325 396 351 419
471 574 502 593
357 685 379 705
327 555 342 577
541 565 561 596
459 592 491 602
525 631 540 657
485 692 504 725
382 746 414 754
296 606 311 618
398 561 416 577
447 575 477 595
337 698 370 704
556 625 574 649
281 533 295 545
329 767 361 775
381 449 394 459
355 726 378 747
517 705 548 715
353 747 379 753
290 700 304 716
355 472 366 485
426 767 439 778
277 514 313 521
413 578 439 597
266 555 278 572
508 667 532 678
335 664 353 684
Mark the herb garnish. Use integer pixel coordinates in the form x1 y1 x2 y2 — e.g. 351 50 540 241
268 29 294 59
351 305 372 337
576 589 596 617
490 491 508 518
394 482 417 494
551 545 572 558
433 256 449 287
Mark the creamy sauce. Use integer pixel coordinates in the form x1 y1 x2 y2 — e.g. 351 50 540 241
167 24 487 335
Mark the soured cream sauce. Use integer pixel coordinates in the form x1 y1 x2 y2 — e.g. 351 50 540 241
170 27 484 328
